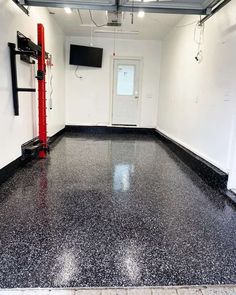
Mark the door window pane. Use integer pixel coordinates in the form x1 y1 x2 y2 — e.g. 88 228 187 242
117 65 135 96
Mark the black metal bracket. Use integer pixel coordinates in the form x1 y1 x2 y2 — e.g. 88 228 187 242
17 31 40 63
8 31 50 116
12 0 29 16
36 70 45 80
8 42 36 116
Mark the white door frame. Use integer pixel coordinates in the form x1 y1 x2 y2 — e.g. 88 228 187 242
109 56 143 127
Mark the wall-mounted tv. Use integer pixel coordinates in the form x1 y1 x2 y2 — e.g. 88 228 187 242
69 44 103 68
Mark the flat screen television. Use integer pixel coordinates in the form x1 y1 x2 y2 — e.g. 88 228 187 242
69 44 103 68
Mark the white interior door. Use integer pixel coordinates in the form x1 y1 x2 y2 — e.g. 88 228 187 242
112 59 140 126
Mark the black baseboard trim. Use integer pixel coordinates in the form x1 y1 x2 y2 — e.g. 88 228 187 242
65 125 156 135
48 127 66 145
223 190 236 204
0 157 23 186
0 128 66 187
155 129 228 190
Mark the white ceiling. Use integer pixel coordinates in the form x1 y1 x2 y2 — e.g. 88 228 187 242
48 8 184 40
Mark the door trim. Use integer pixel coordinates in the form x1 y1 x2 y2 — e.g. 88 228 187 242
109 56 143 127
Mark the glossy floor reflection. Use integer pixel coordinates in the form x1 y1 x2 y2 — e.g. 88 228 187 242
0 133 236 288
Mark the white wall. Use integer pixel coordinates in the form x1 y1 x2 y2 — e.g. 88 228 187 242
157 0 236 175
65 36 161 128
0 0 65 169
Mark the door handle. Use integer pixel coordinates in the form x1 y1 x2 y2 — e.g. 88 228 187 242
134 96 139 99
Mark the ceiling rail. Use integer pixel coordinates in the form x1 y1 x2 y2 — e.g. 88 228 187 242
200 0 232 24
119 5 205 15
23 0 207 15
19 0 231 17
23 0 118 11
12 0 29 15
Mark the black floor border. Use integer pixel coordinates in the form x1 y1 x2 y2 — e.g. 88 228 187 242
0 157 23 186
154 129 228 190
223 189 236 204
65 125 156 135
0 128 66 187
48 127 66 146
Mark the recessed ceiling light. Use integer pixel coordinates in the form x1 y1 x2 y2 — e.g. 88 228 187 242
138 11 145 18
64 7 72 14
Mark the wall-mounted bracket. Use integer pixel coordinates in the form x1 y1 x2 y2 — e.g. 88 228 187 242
8 42 36 116
8 31 49 116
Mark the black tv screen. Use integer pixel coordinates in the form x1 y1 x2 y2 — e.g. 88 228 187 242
69 44 103 68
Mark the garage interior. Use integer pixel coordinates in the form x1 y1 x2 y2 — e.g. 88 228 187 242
1 0 236 294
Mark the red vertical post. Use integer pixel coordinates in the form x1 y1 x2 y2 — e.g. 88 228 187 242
37 23 47 158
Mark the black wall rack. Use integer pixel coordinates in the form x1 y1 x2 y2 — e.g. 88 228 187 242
8 31 41 116
8 42 36 116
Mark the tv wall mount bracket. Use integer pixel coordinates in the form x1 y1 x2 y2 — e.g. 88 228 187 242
8 31 48 116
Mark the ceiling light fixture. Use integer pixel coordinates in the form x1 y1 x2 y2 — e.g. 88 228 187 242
138 11 145 18
94 29 139 35
64 7 72 14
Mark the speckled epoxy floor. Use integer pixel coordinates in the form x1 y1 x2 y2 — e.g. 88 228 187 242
0 133 236 289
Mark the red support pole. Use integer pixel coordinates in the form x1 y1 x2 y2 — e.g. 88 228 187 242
37 23 47 158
